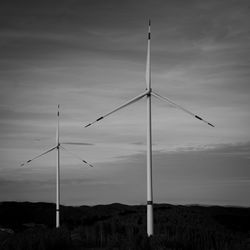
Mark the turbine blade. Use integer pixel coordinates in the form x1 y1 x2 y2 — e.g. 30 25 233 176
146 19 151 89
152 91 215 127
60 145 93 167
61 142 93 146
84 90 149 128
57 104 60 145
21 146 57 166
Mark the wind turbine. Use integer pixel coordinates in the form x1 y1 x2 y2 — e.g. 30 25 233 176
84 20 214 236
21 105 93 228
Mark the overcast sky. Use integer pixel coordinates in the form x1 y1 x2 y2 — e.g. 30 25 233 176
0 0 250 206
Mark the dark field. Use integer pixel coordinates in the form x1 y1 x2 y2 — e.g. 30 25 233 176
0 202 250 250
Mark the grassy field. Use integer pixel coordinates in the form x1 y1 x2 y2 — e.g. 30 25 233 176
0 202 250 249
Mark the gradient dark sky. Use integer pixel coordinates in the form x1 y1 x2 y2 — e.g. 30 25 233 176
0 0 250 206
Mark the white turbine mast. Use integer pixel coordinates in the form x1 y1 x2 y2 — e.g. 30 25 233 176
84 20 214 237
21 105 93 228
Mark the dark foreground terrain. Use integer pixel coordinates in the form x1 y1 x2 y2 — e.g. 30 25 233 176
0 202 250 250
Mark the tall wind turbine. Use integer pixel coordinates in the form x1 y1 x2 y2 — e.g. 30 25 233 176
84 20 214 236
21 105 93 228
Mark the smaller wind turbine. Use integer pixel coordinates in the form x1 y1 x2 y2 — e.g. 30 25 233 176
21 105 93 228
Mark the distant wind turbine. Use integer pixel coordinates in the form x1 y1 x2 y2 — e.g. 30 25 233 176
84 20 214 236
21 105 93 228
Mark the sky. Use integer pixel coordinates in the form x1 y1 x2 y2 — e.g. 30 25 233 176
0 0 250 206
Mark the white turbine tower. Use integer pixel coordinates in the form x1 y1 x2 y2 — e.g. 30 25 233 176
21 105 93 228
84 20 214 237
